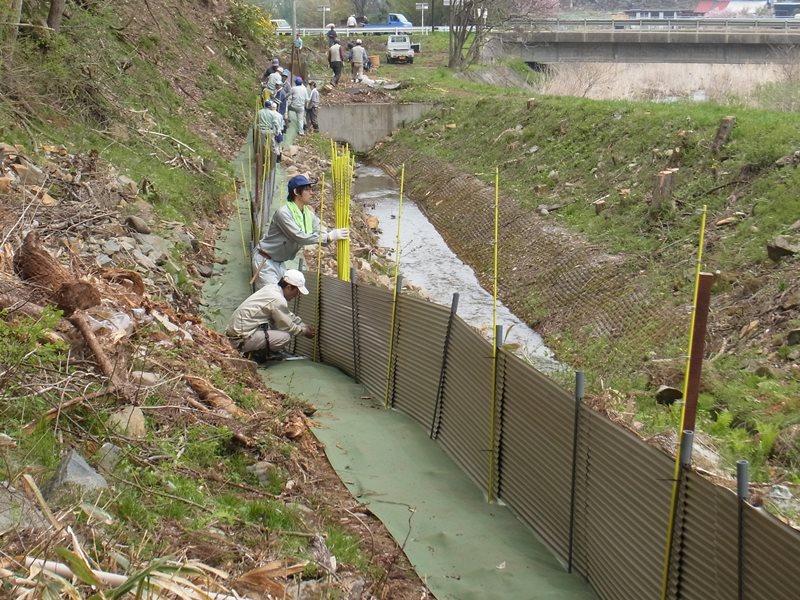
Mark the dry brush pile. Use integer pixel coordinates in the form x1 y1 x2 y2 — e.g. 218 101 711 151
0 143 425 599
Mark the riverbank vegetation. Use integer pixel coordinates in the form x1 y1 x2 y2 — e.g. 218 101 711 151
0 2 424 597
365 34 800 507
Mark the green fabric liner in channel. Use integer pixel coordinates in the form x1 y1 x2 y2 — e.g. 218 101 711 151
285 273 800 600
261 360 594 600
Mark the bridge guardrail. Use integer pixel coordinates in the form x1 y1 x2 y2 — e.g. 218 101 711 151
289 26 433 36
511 17 800 32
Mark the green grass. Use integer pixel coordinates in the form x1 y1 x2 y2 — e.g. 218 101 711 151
365 39 800 482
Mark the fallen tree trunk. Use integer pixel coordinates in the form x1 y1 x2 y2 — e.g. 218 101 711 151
13 231 123 390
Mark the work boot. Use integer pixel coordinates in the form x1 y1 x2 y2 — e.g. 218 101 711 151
268 350 297 361
245 349 270 364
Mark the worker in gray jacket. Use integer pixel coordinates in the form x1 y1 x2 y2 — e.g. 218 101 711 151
226 269 315 361
252 174 349 289
288 76 309 136
351 39 368 82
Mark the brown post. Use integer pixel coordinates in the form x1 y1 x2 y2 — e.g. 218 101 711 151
683 272 714 431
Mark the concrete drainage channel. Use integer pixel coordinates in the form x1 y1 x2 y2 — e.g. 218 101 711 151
318 103 434 152
205 111 594 599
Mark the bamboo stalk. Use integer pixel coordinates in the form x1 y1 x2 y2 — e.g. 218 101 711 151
383 164 405 408
233 180 248 260
488 166 500 502
314 174 326 362
21 558 250 600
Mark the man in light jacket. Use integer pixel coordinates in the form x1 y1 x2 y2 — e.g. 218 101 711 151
288 77 309 136
305 81 320 132
252 175 349 289
351 39 368 82
226 270 315 361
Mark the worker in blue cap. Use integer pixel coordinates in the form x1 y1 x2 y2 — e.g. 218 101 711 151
251 174 349 289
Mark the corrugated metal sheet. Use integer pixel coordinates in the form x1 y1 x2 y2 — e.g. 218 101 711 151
436 318 494 491
392 295 451 430
353 283 395 401
742 500 800 599
290 274 800 600
574 409 673 600
496 350 575 561
670 472 738 599
292 271 319 358
319 277 356 377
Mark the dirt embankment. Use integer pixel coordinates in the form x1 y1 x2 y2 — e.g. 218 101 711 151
0 139 428 598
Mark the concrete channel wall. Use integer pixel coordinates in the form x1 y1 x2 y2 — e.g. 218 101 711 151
318 103 434 152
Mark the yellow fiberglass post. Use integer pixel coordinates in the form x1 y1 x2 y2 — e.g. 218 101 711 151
313 173 326 363
487 166 500 502
331 142 353 281
233 179 248 261
659 205 708 600
383 164 405 409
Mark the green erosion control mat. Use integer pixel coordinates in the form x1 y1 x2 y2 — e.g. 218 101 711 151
261 361 595 600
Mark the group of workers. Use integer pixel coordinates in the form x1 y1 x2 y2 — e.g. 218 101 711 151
229 36 377 362
258 57 320 161
328 37 370 85
225 175 350 362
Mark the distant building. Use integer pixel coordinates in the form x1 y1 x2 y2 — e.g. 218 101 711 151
693 0 770 15
623 8 699 18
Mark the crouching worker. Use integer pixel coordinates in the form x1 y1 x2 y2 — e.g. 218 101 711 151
226 270 315 362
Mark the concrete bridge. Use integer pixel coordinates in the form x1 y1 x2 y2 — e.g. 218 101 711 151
486 18 800 64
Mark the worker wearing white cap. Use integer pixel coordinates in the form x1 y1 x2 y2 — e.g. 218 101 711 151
226 270 315 361
351 39 367 82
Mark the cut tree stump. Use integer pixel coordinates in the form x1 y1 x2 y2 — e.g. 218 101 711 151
712 116 736 154
649 168 679 219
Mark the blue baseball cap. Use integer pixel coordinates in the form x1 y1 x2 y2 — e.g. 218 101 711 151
294 76 303 85
287 175 313 193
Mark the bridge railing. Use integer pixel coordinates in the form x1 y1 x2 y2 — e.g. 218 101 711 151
511 17 800 32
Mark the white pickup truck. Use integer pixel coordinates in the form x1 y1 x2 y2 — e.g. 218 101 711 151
385 35 414 64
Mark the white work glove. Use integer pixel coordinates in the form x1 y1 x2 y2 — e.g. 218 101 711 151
328 228 350 242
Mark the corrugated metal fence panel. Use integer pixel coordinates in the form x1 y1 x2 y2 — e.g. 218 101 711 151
319 276 356 376
354 283 395 401
436 318 494 491
672 472 738 599
391 295 451 430
575 408 673 600
292 271 319 358
496 351 575 562
742 500 800 599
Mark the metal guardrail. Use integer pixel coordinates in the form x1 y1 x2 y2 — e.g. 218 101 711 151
513 17 800 32
280 26 434 36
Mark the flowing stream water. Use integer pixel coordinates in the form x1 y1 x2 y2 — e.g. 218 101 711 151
354 164 560 371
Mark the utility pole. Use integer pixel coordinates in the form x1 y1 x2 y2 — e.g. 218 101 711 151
292 0 297 37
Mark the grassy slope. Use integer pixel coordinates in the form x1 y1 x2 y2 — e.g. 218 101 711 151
0 2 410 593
367 34 800 485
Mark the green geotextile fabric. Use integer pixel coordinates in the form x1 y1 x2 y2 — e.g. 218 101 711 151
201 145 253 333
261 361 595 600
202 135 292 331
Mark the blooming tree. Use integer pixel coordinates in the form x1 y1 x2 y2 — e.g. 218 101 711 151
447 0 558 69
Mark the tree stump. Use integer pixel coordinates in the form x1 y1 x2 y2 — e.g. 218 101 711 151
649 168 679 219
712 116 736 154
